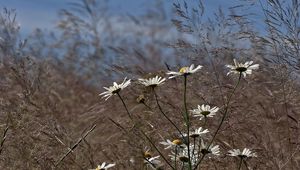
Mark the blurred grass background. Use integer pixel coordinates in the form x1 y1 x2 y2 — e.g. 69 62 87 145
0 0 300 169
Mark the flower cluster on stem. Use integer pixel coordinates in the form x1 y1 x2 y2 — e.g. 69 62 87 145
99 59 259 169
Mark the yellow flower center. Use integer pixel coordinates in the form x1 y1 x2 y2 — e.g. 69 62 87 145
136 95 145 103
179 67 189 73
144 151 152 158
172 139 182 145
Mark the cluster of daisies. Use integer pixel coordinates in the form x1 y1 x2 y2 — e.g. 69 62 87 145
157 115 257 168
159 128 219 168
99 59 259 101
96 59 259 169
158 132 257 169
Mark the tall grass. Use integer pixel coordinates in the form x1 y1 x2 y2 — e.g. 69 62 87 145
0 0 299 169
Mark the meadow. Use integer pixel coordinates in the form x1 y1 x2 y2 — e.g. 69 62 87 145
0 0 300 169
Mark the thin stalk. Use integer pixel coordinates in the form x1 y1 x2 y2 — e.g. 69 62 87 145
109 118 170 169
197 139 201 162
238 158 243 170
108 117 144 141
243 159 250 170
192 137 196 159
203 43 226 106
0 126 8 155
116 92 174 170
140 131 175 170
55 124 96 166
144 158 156 169
181 162 185 170
183 75 192 170
194 154 206 170
117 92 133 120
194 73 242 169
207 73 241 147
203 117 207 128
175 146 178 170
153 88 184 138
142 102 152 110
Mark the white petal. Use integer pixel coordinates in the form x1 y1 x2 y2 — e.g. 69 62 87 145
105 163 116 168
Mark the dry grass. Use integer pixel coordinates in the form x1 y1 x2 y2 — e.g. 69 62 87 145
0 0 300 169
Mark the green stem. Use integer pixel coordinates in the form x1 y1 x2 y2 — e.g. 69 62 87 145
175 146 178 170
203 117 207 128
153 88 184 139
183 75 192 170
117 92 174 169
0 125 8 155
194 153 206 170
181 162 185 170
194 73 242 170
117 92 133 120
243 159 250 170
144 158 156 169
140 131 175 170
192 137 196 164
208 73 241 147
238 158 243 170
197 139 201 162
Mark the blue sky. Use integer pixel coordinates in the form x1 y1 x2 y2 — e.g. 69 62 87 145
0 0 263 36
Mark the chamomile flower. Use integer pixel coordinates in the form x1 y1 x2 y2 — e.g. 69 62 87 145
144 156 161 169
228 148 257 158
143 147 152 158
160 139 184 149
99 77 131 100
169 144 200 166
91 162 115 170
200 140 220 156
169 151 189 163
138 76 166 87
142 147 162 169
166 64 203 79
189 127 209 138
136 94 146 103
191 104 219 120
226 59 259 77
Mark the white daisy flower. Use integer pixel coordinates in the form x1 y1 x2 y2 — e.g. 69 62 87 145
138 76 166 87
99 77 131 100
191 104 219 120
228 148 257 158
166 64 203 79
91 162 115 170
169 144 200 166
160 139 184 149
189 127 209 138
144 156 161 169
143 147 162 169
169 151 189 163
146 155 160 164
200 140 220 156
226 59 259 77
